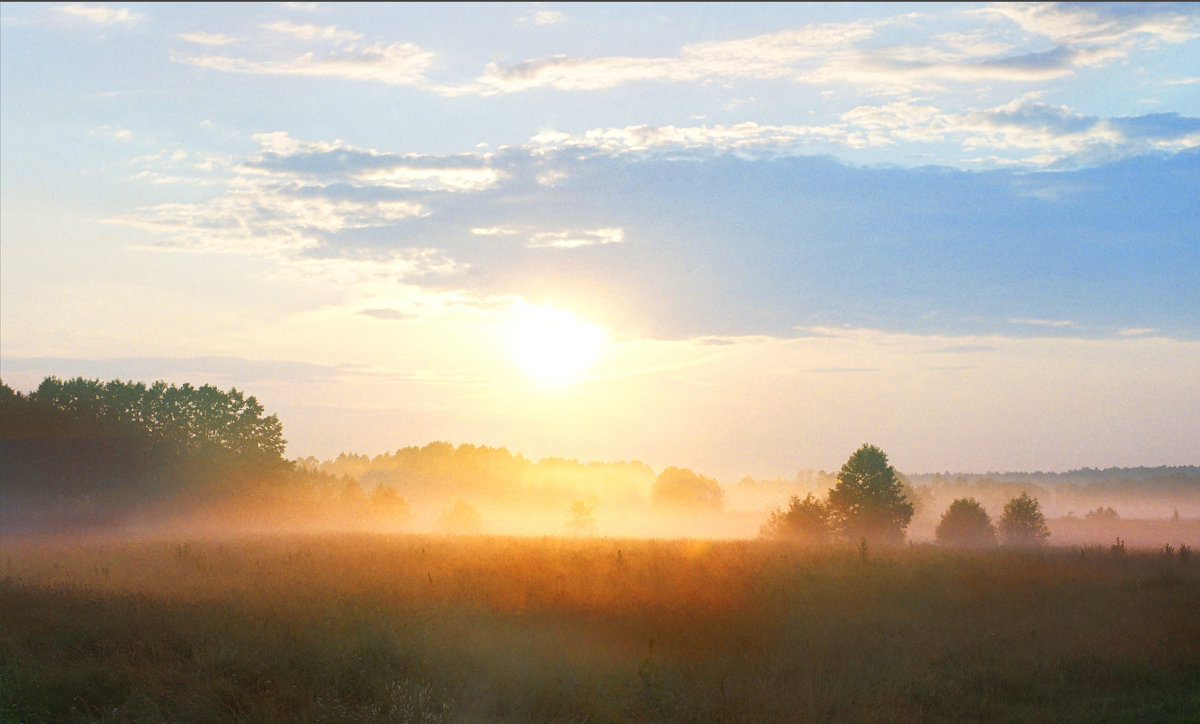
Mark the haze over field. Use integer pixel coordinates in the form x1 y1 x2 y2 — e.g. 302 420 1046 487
2 3 1198 480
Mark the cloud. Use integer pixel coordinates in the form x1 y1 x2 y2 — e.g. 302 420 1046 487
175 41 434 85
108 132 1200 342
263 21 363 46
446 21 880 95
470 226 521 237
442 6 1198 96
90 125 133 140
1010 318 1075 328
980 2 1199 46
524 9 564 26
178 31 236 45
242 132 503 191
527 228 625 249
525 99 1200 167
358 308 415 321
55 3 142 25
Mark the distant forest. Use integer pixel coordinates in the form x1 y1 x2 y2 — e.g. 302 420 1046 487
3 376 1198 535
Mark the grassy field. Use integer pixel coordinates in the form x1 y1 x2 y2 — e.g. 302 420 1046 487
2 533 1198 723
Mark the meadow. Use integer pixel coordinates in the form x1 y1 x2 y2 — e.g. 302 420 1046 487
2 533 1199 723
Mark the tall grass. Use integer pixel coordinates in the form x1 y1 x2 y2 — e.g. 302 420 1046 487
3 534 1198 722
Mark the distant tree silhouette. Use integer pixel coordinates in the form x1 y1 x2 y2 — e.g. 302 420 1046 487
998 492 1051 546
760 492 830 542
650 467 724 512
1085 506 1119 521
565 498 597 535
437 500 483 534
935 497 997 547
1 377 291 528
826 444 914 544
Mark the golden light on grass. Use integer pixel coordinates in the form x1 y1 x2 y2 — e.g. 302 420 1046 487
505 304 609 386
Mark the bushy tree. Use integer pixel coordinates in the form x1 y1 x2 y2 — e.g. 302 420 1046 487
935 497 996 547
760 492 830 542
650 467 724 512
998 492 1050 546
1085 506 1119 521
827 444 914 544
437 500 483 534
565 499 597 536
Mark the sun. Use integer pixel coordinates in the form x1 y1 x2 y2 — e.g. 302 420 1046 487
506 305 608 386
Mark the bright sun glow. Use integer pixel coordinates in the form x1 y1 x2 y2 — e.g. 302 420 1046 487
506 305 608 386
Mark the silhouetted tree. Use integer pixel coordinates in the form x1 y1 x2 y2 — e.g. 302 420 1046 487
1085 506 1119 521
565 498 597 535
760 492 830 542
827 443 914 544
998 492 1050 546
935 497 997 547
369 483 412 522
437 500 483 534
1 377 292 528
650 467 724 512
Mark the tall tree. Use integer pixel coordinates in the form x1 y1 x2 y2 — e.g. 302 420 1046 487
827 443 914 544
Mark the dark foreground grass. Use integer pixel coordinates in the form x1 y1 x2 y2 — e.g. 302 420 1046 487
2 534 1198 722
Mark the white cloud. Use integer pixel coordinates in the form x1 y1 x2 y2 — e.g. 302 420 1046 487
242 132 502 192
444 20 879 95
981 2 1198 46
106 135 453 256
528 9 564 26
1010 318 1075 328
56 4 142 25
263 21 363 47
470 226 521 236
521 96 1193 167
174 41 434 86
90 125 133 140
527 228 625 249
178 31 236 45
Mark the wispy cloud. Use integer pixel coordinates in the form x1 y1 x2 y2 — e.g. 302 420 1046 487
443 5 1199 96
174 42 434 85
527 228 625 249
178 31 236 46
56 3 143 26
358 308 415 321
523 9 565 26
527 97 1200 167
90 125 133 140
444 21 880 95
105 129 1200 342
1010 318 1075 328
171 20 433 86
263 21 362 46
979 2 1199 46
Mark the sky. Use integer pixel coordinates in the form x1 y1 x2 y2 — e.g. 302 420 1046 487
2 2 1198 481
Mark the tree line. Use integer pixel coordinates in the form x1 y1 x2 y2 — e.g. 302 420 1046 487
760 443 1051 547
1 377 293 528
